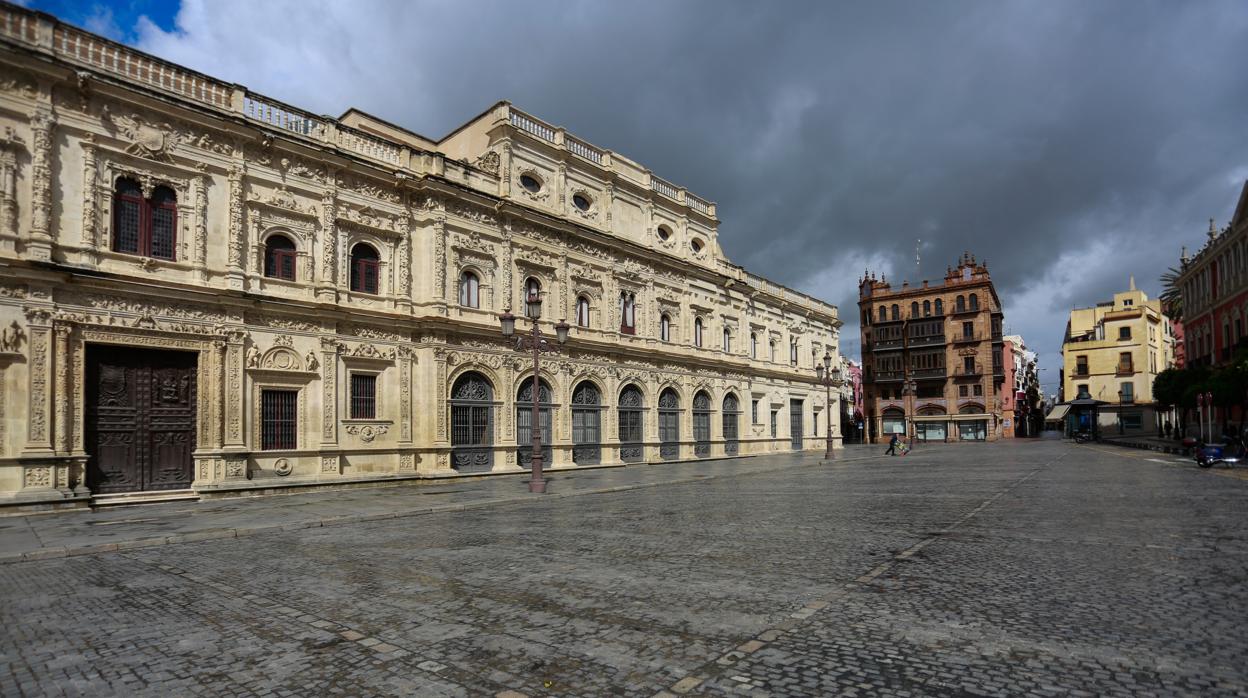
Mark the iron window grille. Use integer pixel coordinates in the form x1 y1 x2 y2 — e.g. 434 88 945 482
261 389 298 450
350 374 377 419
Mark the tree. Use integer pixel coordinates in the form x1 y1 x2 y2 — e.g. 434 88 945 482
1159 266 1183 321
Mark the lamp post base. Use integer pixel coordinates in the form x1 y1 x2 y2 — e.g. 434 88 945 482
528 478 547 494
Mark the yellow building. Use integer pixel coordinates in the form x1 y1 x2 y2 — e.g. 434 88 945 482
1058 279 1175 434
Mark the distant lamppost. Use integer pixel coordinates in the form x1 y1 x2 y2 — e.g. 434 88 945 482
499 291 570 494
815 352 844 460
903 375 918 447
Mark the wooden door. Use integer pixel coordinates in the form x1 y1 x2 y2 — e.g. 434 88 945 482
86 346 197 494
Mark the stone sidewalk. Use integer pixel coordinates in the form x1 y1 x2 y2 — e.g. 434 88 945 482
0 446 889 564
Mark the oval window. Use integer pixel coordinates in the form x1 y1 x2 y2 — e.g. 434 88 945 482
690 238 704 253
657 225 671 241
573 193 592 211
520 174 542 193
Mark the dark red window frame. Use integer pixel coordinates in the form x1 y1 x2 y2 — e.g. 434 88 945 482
264 235 297 281
112 178 177 261
350 244 380 294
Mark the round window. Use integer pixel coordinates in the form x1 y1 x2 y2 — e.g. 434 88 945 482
573 193 592 211
690 238 704 253
520 174 542 193
657 225 671 241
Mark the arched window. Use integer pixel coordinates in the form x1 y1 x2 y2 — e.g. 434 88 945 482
935 299 944 315
723 328 731 352
619 292 636 334
571 381 602 465
969 293 979 311
525 277 542 305
911 301 919 318
693 391 712 457
112 178 178 260
576 296 591 327
878 306 886 323
660 314 671 342
790 339 798 364
694 317 703 347
450 372 494 471
659 388 680 460
769 339 776 361
956 295 966 312
722 393 740 455
891 304 899 321
618 385 644 462
350 243 380 294
923 300 931 316
459 271 480 308
751 332 758 359
517 378 553 466
264 234 297 281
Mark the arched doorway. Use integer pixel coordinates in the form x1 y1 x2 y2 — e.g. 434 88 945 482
881 408 906 441
517 378 553 466
450 372 494 472
915 405 946 442
722 393 740 455
659 388 681 460
571 381 602 465
693 390 712 457
618 384 645 463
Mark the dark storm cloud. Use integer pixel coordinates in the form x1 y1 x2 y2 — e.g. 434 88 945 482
131 0 1248 380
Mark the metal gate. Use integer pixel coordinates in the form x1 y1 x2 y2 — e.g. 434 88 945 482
659 388 680 460
571 381 601 465
790 399 804 451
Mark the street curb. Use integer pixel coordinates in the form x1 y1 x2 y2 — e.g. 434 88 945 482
1100 439 1191 457
0 454 885 565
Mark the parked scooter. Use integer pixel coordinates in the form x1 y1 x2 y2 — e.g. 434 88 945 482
1073 430 1094 444
1194 440 1244 468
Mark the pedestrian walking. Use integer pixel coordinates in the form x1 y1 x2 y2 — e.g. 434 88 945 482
885 433 900 456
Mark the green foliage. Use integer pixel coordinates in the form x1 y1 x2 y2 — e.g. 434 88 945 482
1159 266 1183 321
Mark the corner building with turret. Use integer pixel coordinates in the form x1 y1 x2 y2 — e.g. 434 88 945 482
0 4 840 510
858 254 1006 443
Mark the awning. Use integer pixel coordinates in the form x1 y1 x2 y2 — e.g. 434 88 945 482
1045 404 1071 422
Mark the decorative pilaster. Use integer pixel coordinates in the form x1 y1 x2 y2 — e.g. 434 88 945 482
222 329 246 449
396 210 412 310
0 128 19 254
195 167 209 282
225 165 246 289
433 347 448 442
317 188 337 302
52 323 72 454
398 347 413 443
320 336 339 447
213 340 227 448
22 308 53 454
79 135 99 264
27 107 55 261
501 221 514 311
433 214 447 313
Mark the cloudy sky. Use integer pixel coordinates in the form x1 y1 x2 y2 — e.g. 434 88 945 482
26 0 1248 397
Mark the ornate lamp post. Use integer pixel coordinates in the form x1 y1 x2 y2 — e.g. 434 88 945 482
902 375 918 448
815 352 844 460
499 291 570 494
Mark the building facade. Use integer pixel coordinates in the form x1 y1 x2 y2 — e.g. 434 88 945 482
0 5 840 510
858 253 1006 443
1175 182 1248 369
1000 335 1040 437
1058 280 1174 434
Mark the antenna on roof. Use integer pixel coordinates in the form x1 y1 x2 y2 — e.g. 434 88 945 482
915 238 921 277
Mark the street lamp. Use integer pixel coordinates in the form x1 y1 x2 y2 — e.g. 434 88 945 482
815 352 844 461
902 375 918 448
500 290 570 493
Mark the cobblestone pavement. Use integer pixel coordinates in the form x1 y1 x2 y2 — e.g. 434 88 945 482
2 439 1246 697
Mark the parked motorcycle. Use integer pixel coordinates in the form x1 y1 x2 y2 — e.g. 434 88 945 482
1194 441 1243 469
1073 430 1094 444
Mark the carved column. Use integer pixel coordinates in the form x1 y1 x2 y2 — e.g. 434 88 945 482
27 107 55 261
52 323 72 454
396 210 412 311
320 337 340 475
317 189 338 302
22 309 53 454
398 347 413 444
222 330 246 450
0 132 18 253
225 165 246 289
79 136 99 265
213 340 227 449
195 168 209 282
501 223 514 311
433 214 447 313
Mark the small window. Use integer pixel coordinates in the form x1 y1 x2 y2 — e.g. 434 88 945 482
573 193 592 211
459 271 480 308
112 177 178 261
660 314 671 342
878 306 886 322
911 301 919 318
959 385 968 397
723 328 731 352
520 174 542 193
956 295 966 312
525 277 541 301
752 399 760 424
973 383 983 396
657 225 672 241
790 340 798 364
1118 326 1131 340
350 374 377 419
935 299 943 315
694 317 703 347
690 238 704 254
350 243 380 294
576 296 591 327
969 293 979 311
261 389 297 450
1077 383 1089 395
751 332 758 359
769 339 776 361
923 300 931 316
619 292 636 334
264 235 297 281
891 304 899 321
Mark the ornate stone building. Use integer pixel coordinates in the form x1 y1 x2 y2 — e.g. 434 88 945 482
0 5 840 509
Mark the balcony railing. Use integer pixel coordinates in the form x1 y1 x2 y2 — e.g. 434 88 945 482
1073 367 1089 377
1119 394 1136 404
875 370 905 383
566 136 605 165
871 339 904 351
1116 364 1135 376
951 304 980 316
912 367 947 379
907 334 946 348
952 333 982 344
953 364 984 377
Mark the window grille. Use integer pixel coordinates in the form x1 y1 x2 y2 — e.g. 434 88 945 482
350 374 376 419
261 389 297 450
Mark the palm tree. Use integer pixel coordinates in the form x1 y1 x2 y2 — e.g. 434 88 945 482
1159 266 1183 321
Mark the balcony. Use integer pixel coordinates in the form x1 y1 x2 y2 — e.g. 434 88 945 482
875 370 904 383
992 363 1005 377
1115 364 1135 376
1119 394 1136 404
1073 367 1089 377
907 334 946 348
952 333 983 344
912 367 947 379
951 304 980 317
871 338 904 352
953 364 984 378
